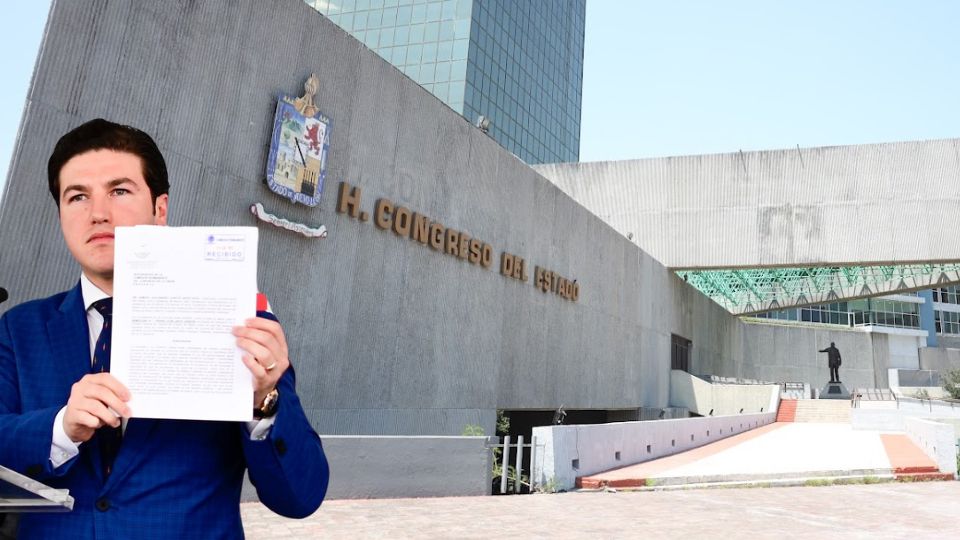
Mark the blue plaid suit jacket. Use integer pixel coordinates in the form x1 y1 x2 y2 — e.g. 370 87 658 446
0 283 329 539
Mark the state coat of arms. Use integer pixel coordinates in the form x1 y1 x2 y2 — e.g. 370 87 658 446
265 74 331 206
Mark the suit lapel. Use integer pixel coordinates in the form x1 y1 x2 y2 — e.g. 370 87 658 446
46 282 105 482
47 283 91 395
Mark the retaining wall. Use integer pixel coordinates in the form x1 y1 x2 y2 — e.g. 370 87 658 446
668 370 779 416
243 435 495 501
903 417 958 477
531 413 777 491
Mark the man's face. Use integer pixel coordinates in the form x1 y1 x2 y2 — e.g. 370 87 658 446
58 149 168 282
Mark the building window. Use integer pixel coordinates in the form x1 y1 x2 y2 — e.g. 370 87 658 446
934 286 960 305
799 302 850 326
849 298 921 329
671 334 691 372
936 310 960 335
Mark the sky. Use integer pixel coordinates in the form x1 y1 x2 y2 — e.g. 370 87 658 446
0 0 50 192
2 0 959 184
580 1 960 161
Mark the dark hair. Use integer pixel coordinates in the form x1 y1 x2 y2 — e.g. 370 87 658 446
47 118 169 207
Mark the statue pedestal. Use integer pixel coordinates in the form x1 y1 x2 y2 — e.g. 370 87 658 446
819 382 850 400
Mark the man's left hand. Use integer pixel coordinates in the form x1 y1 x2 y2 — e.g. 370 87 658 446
233 317 290 408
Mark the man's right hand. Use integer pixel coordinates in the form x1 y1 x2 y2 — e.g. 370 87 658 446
62 373 131 443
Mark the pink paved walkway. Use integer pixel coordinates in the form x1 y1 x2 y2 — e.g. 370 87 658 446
579 423 785 488
578 422 945 488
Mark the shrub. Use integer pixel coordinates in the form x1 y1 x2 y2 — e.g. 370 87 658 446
943 369 960 400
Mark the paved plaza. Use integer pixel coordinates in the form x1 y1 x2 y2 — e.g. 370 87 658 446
242 482 960 539
241 417 958 538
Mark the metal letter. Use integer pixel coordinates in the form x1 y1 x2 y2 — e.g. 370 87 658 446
445 228 460 256
392 206 412 237
374 198 393 230
481 244 493 268
501 253 514 276
412 214 430 244
429 223 445 250
336 182 362 218
468 238 482 264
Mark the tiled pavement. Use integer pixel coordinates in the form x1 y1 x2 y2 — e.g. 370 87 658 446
242 482 960 539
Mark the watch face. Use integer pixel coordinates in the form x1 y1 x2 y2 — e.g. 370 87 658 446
259 389 279 418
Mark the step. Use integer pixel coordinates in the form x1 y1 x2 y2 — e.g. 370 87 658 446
791 400 851 423
579 472 902 492
894 472 955 482
775 399 797 422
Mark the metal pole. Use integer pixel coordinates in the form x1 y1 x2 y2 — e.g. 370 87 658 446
529 436 537 493
500 435 511 494
514 435 524 494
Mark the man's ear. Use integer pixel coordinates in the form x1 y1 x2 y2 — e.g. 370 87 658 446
154 193 169 225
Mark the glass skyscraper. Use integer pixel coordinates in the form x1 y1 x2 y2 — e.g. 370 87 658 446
307 0 584 165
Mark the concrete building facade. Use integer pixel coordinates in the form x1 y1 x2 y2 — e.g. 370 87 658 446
0 0 709 438
1 0 956 452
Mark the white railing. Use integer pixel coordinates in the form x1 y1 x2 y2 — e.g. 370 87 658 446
487 435 543 494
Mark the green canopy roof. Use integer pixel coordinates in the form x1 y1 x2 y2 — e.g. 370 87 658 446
677 264 960 315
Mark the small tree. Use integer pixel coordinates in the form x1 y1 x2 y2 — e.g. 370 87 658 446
943 369 960 400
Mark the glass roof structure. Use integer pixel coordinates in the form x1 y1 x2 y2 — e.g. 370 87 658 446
677 264 960 315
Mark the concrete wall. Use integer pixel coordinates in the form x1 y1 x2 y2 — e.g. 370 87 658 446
534 141 960 269
936 335 960 349
715 320 889 390
242 435 494 500
919 347 960 375
532 413 776 490
903 418 958 477
319 436 494 498
0 0 745 437
887 334 924 369
889 369 949 398
668 370 779 416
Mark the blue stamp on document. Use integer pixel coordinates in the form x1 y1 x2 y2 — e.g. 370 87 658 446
203 234 246 262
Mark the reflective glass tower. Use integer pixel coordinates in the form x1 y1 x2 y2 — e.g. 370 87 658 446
307 0 584 164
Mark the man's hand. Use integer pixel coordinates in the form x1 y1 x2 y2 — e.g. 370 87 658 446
233 317 290 408
63 373 131 443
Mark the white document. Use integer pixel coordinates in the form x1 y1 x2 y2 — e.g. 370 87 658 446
111 226 258 421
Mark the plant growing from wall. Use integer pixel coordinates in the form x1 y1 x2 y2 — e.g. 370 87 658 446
943 369 960 400
491 459 529 493
461 424 485 436
536 476 561 494
496 410 510 436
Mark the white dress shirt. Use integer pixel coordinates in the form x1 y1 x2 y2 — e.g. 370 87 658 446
49 274 276 468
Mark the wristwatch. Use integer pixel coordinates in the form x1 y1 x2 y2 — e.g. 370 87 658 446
253 388 280 419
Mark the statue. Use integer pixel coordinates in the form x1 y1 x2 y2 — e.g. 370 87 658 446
819 342 842 383
552 405 567 425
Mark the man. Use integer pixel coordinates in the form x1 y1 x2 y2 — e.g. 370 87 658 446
0 119 329 538
819 342 842 383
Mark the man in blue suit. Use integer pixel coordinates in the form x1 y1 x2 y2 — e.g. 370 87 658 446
0 119 329 538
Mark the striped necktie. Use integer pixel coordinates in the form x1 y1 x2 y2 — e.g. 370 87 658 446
91 298 122 477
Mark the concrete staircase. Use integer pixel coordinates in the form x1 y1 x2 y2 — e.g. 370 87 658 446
777 399 850 423
775 399 797 422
